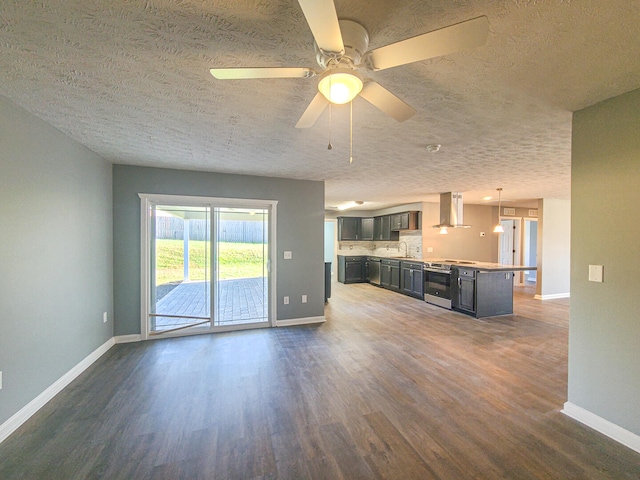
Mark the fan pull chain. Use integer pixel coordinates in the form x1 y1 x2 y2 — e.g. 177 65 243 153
327 102 332 150
349 100 353 164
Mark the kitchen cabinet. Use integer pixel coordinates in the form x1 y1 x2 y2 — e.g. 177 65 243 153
401 261 424 299
374 215 399 241
337 217 362 241
337 255 366 283
380 259 401 292
361 217 374 241
390 211 419 231
454 268 476 314
452 268 514 317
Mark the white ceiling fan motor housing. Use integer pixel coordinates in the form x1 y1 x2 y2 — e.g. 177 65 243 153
315 20 370 69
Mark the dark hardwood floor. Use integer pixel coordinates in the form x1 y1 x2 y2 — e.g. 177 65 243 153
1 282 639 479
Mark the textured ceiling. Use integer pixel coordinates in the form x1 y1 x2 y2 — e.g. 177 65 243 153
1 1 639 210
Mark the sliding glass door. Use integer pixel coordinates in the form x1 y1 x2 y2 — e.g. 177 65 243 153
214 207 269 326
149 204 211 334
142 195 274 338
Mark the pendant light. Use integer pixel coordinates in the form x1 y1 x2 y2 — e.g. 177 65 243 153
493 188 504 233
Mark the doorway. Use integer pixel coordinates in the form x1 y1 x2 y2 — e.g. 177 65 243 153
140 194 276 339
497 217 537 286
523 219 538 284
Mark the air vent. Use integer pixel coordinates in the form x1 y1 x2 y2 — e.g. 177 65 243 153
529 209 538 217
503 207 516 216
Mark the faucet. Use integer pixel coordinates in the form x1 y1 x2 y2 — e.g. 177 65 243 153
398 241 408 257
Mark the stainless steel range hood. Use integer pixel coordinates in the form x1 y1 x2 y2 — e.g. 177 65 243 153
432 192 472 229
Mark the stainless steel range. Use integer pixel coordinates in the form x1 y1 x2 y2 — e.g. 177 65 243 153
423 262 453 309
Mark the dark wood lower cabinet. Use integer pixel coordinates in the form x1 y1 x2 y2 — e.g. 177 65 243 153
454 269 476 314
380 259 401 291
401 261 424 299
338 255 366 284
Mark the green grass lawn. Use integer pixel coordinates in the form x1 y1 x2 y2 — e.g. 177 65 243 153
155 240 267 285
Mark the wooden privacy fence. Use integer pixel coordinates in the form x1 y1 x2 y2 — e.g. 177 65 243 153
156 218 266 243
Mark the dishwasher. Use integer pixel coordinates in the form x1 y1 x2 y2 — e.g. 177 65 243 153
367 257 381 286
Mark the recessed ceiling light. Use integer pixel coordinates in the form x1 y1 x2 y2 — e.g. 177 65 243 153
337 200 364 211
483 196 492 201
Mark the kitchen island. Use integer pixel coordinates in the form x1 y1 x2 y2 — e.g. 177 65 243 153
337 255 536 319
429 259 536 318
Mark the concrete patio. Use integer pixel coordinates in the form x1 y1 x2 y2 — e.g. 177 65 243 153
152 277 268 332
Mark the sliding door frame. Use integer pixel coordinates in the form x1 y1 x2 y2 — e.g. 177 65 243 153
139 193 278 340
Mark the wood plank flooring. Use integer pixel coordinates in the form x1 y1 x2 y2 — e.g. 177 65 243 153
1 282 639 479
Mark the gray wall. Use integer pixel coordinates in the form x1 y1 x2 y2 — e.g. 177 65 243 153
112 165 325 336
0 96 113 426
569 87 640 435
536 198 571 297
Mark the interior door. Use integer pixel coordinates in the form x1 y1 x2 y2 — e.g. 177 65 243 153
499 219 516 266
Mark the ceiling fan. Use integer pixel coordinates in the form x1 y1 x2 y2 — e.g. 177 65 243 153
210 0 489 128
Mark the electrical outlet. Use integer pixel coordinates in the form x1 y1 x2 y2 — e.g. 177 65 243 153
302 294 307 303
284 251 292 260
283 296 289 305
103 312 108 323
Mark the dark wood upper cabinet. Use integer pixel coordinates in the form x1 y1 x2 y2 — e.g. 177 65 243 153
337 216 362 241
361 217 374 241
390 211 419 231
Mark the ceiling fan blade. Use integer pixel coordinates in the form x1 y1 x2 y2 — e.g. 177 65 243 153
359 81 416 123
295 92 330 128
367 16 489 71
210 67 315 80
297 0 344 55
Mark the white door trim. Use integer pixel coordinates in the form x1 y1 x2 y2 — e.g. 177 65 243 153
138 193 278 339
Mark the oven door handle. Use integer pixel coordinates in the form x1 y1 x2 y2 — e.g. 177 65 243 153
424 268 452 274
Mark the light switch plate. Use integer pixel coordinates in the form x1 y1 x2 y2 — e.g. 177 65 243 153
588 265 604 283
283 251 292 260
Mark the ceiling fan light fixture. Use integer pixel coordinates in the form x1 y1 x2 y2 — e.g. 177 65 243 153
318 68 363 104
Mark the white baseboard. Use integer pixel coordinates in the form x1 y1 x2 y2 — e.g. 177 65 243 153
562 402 640 454
276 316 326 327
114 334 142 343
534 292 570 300
0 337 115 445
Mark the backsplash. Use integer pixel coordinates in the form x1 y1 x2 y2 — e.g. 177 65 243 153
337 231 423 259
